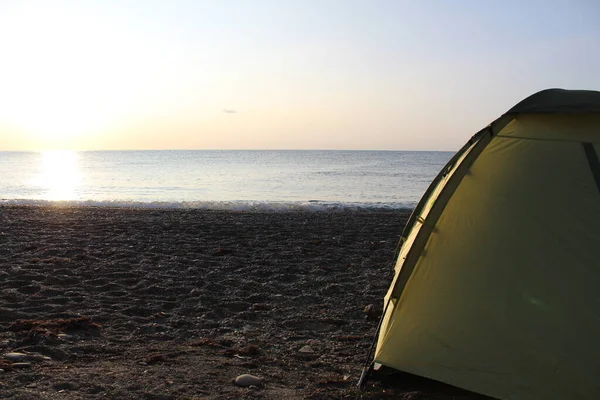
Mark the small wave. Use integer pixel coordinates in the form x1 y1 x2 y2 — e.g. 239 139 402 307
0 198 414 212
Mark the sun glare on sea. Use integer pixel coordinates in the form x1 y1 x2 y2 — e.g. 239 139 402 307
36 150 81 201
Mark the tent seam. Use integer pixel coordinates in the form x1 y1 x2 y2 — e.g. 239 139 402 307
582 143 600 194
495 134 600 144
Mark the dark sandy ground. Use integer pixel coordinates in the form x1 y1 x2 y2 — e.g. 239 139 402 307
0 206 487 399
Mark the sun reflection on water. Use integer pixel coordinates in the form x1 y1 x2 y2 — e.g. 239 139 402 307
38 150 81 201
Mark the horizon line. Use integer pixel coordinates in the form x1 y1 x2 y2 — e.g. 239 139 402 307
0 148 457 153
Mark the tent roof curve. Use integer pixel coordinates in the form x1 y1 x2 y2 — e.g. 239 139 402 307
506 88 600 115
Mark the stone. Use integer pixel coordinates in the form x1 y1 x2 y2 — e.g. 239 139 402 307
11 362 32 368
3 352 50 362
234 374 262 387
298 345 314 353
363 304 381 320
3 352 31 362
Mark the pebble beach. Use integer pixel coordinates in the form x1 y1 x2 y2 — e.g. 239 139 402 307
0 205 419 399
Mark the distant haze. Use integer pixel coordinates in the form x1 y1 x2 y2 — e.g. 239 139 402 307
0 0 598 151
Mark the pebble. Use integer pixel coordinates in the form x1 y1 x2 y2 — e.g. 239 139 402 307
4 352 31 362
11 362 32 368
363 304 381 319
234 374 263 387
3 352 51 362
299 345 314 353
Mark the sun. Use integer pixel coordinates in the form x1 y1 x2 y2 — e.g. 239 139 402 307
0 8 115 146
0 4 169 150
7 94 108 144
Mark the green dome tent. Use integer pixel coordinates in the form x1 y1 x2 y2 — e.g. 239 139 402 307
362 89 600 400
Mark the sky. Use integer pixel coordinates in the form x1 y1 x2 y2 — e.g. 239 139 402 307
0 0 598 151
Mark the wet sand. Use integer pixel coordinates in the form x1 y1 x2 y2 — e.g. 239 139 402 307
0 206 483 399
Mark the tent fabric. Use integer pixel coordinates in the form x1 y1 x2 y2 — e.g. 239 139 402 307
506 88 600 114
373 90 600 400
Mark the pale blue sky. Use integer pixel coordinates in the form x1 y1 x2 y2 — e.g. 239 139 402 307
0 0 598 151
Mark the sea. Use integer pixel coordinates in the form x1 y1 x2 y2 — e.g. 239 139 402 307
0 150 453 211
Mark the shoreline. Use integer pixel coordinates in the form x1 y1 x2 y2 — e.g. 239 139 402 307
0 201 416 213
1 205 411 399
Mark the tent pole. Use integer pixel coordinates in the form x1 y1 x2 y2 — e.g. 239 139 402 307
357 297 393 390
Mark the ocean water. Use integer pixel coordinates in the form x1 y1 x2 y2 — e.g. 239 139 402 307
0 150 453 211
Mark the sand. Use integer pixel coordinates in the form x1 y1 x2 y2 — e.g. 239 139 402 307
0 206 485 399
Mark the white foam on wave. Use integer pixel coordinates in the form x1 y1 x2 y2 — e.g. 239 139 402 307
0 198 414 212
